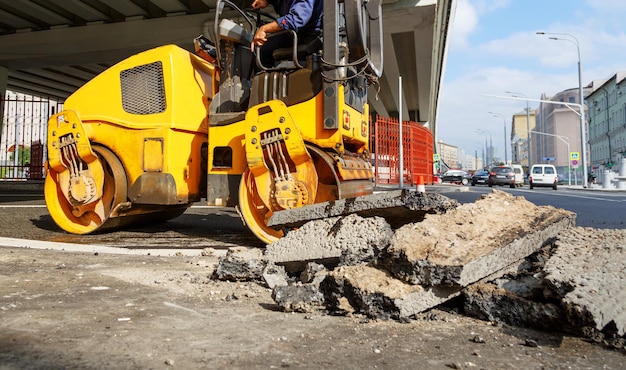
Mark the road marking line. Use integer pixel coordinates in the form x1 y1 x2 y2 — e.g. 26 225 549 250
513 189 624 202
0 205 47 208
0 236 218 257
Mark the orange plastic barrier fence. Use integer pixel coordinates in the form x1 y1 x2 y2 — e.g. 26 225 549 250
371 115 434 185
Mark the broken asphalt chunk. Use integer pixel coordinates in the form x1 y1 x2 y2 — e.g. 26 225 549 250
383 191 576 287
214 247 266 281
544 227 626 336
321 264 461 320
264 214 393 272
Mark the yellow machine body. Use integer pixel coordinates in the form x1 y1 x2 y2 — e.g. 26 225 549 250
44 0 382 242
45 45 216 234
207 86 373 242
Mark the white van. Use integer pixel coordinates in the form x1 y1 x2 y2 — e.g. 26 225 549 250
529 164 558 190
509 164 524 187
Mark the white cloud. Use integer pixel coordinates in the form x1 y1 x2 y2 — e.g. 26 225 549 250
437 65 579 156
585 0 626 12
437 0 626 159
448 0 478 49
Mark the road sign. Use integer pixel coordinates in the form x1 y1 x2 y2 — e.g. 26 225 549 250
433 154 440 161
570 152 580 161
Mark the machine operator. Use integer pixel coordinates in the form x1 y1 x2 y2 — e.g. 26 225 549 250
250 0 323 67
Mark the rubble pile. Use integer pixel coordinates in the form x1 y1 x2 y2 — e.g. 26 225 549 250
214 190 626 347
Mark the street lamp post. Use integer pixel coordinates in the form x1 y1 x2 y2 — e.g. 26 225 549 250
536 31 588 188
488 112 507 164
505 91 532 168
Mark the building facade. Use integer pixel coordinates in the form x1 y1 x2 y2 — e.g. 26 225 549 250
533 88 590 179
510 108 536 168
437 139 459 170
587 72 626 172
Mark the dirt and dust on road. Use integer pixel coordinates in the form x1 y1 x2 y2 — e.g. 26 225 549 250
1 190 625 369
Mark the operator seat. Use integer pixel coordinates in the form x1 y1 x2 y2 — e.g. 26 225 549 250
249 32 323 107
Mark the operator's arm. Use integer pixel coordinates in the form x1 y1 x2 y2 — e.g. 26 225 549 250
251 21 283 50
275 0 321 31
250 0 322 50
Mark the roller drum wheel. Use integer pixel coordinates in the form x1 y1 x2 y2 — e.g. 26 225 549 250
45 145 128 234
238 168 285 244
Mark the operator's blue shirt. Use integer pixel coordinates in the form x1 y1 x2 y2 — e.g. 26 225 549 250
268 0 323 33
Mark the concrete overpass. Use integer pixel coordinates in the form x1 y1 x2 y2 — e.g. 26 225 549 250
0 0 455 137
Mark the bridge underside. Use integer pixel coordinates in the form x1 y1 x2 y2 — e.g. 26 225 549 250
0 0 454 137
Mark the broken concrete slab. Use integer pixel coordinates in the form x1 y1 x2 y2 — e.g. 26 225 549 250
543 227 626 336
321 265 461 320
463 283 565 332
264 214 393 272
214 247 266 281
383 190 576 287
272 284 325 313
263 263 289 289
271 263 328 313
300 262 327 285
267 189 459 229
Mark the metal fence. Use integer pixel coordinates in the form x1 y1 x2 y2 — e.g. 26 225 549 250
0 92 63 181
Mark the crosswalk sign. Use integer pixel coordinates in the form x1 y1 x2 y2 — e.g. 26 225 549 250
570 152 580 160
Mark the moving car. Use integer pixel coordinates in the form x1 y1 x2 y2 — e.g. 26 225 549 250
529 164 558 190
488 166 516 188
471 169 490 186
441 170 471 185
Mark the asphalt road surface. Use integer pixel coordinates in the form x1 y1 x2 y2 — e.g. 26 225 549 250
1 186 625 250
2 188 626 368
447 186 626 229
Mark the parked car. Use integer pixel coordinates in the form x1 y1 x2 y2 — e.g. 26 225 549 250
488 166 516 188
440 170 470 185
529 164 558 190
470 169 490 186
509 164 525 187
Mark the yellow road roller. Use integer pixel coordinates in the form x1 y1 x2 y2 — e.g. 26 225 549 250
45 0 383 243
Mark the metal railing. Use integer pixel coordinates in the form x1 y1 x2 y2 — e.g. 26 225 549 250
0 92 63 181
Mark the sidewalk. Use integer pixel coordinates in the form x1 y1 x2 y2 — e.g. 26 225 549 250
2 180 624 198
0 180 44 195
562 183 626 192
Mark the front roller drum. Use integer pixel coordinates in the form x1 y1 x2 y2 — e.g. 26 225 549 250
45 145 129 234
237 146 374 244
238 168 285 243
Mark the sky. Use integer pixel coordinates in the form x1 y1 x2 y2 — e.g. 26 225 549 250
437 0 626 162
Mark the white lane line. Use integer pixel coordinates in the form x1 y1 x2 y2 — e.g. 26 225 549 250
0 237 219 257
163 302 204 317
0 205 47 208
514 189 624 202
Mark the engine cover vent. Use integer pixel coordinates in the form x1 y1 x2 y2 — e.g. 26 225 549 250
120 61 166 115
